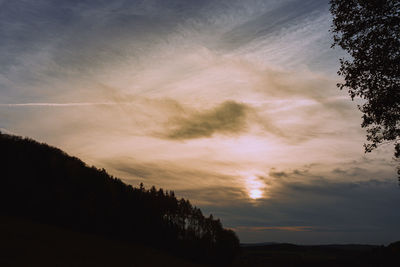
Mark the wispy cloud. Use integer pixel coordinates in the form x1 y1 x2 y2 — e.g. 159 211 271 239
235 226 314 232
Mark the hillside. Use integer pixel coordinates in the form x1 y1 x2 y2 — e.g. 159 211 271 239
0 132 239 265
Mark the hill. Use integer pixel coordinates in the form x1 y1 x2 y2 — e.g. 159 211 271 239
0 132 239 265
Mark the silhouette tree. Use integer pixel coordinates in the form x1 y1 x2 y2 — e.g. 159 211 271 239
330 0 400 168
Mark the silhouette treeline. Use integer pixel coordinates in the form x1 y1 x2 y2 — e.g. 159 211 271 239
0 132 240 265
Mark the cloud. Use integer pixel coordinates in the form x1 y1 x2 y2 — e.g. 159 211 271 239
177 186 247 206
235 226 314 232
165 100 250 140
106 159 239 189
102 159 248 206
201 172 400 243
219 0 327 51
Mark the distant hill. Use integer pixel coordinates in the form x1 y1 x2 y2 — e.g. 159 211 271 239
241 242 380 251
0 132 240 265
233 242 400 266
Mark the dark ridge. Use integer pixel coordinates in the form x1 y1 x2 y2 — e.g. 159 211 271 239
233 242 400 267
0 132 240 265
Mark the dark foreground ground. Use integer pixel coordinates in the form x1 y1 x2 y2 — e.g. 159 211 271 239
1 215 399 267
0 216 203 267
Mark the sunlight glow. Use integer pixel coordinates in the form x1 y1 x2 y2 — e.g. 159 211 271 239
249 189 263 199
244 174 266 200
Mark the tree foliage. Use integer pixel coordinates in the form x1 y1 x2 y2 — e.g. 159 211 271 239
330 0 400 161
0 132 240 265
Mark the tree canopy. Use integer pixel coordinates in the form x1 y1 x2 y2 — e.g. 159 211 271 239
330 0 400 163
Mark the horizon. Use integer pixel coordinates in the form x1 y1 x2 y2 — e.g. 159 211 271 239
1 0 399 245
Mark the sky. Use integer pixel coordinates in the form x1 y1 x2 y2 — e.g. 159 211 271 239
1 0 399 245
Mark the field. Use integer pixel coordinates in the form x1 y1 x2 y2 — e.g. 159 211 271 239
0 216 203 267
233 242 398 266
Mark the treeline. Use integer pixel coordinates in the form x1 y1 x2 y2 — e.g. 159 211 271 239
0 132 240 265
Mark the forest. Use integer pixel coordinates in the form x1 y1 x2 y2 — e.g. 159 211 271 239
0 132 240 265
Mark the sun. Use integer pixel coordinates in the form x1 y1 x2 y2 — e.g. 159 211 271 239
244 174 265 200
249 189 263 199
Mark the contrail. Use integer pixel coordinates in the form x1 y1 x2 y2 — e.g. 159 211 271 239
0 102 124 107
